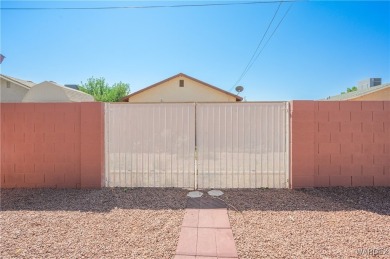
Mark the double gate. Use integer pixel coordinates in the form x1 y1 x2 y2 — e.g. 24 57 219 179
105 102 290 189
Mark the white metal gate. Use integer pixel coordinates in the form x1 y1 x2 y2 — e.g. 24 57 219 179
105 102 289 189
105 103 196 188
196 102 290 188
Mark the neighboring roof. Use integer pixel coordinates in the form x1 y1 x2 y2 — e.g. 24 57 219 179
23 81 94 102
0 74 36 89
323 83 390 101
53 82 94 102
64 84 79 90
122 73 243 102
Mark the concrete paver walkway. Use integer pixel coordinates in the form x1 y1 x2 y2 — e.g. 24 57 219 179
174 196 238 259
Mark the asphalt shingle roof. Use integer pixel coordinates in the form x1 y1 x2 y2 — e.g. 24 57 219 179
0 74 36 88
322 83 390 100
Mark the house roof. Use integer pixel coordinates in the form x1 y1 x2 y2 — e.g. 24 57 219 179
23 81 94 102
0 74 36 89
52 82 94 102
323 83 390 101
43 81 95 102
121 73 243 102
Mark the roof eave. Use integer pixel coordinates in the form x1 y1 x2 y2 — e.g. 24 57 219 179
122 73 242 102
325 84 390 101
0 74 33 90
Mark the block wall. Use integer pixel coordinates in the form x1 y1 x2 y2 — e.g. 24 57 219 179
291 101 390 188
0 103 104 188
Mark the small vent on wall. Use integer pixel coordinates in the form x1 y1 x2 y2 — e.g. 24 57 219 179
6 82 11 88
179 80 184 87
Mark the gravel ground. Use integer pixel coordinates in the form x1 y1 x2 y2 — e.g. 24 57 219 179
221 187 390 259
0 188 188 259
2 187 389 259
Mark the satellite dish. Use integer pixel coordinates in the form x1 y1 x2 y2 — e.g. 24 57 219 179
235 85 244 93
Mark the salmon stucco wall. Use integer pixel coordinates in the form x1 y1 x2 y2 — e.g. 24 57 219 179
291 101 390 188
0 102 104 188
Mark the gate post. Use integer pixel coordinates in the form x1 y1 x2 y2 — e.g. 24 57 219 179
194 103 198 190
286 101 291 189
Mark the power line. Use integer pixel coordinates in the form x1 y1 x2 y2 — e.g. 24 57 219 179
230 2 294 90
242 2 294 81
251 3 294 68
1 1 299 10
230 2 282 90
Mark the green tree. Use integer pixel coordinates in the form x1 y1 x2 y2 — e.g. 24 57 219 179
79 77 130 102
341 86 357 94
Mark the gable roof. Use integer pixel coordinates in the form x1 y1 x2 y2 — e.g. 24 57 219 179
323 83 390 101
23 81 94 102
0 74 36 89
50 81 94 102
122 73 243 102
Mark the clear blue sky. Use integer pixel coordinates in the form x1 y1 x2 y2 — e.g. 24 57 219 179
1 1 389 101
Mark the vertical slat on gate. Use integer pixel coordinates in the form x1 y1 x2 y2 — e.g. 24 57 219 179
118 106 122 187
265 105 268 188
234 105 239 188
229 105 234 188
258 105 262 188
271 105 274 187
106 102 288 189
104 103 109 187
125 106 128 186
105 103 195 188
186 106 189 188
196 102 289 189
113 106 116 186
212 107 216 188
158 106 162 187
173 107 176 187
285 102 290 188
134 107 138 187
276 105 279 187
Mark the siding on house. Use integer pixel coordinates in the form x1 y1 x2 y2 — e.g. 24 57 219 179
350 87 390 101
0 78 31 103
324 83 390 101
123 73 241 103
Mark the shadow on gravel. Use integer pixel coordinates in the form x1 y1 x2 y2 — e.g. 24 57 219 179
220 187 390 216
1 187 389 215
0 188 188 212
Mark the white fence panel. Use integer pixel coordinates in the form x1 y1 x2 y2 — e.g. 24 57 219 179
196 102 290 188
105 103 196 188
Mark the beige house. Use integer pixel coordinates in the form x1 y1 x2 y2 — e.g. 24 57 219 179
122 73 242 102
23 81 94 102
324 83 390 101
0 74 35 102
